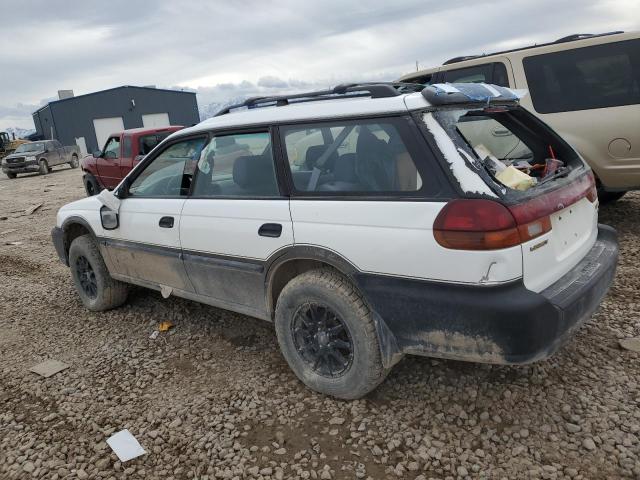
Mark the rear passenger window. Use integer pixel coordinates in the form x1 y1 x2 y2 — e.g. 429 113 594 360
192 132 280 197
282 119 424 193
439 62 509 87
523 39 640 113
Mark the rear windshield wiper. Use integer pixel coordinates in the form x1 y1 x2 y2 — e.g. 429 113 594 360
538 166 570 186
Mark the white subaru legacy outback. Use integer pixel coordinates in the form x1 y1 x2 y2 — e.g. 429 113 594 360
52 82 618 399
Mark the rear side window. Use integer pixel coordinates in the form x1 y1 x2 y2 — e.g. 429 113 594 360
438 62 509 87
192 132 279 197
282 118 430 194
523 39 640 113
139 133 170 156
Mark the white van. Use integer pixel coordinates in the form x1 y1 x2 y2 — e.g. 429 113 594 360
398 31 640 202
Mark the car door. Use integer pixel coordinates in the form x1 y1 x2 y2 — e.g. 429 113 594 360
102 135 209 292
50 140 64 165
97 136 123 189
180 129 293 316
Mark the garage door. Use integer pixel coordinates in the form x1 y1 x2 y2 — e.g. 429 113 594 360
142 113 170 128
93 117 124 151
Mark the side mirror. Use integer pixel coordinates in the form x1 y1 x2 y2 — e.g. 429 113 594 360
92 150 102 158
100 206 119 230
96 188 121 211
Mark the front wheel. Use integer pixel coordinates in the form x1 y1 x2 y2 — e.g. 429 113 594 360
69 155 79 169
69 234 129 311
83 174 101 196
275 269 388 399
6 172 16 179
38 159 48 175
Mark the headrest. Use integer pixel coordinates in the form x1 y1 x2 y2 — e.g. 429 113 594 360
233 154 275 190
305 144 338 170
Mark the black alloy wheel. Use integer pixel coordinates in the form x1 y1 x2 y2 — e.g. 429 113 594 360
291 303 354 378
75 255 97 299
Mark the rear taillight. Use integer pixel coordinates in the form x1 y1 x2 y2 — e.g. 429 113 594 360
433 199 523 250
434 171 595 250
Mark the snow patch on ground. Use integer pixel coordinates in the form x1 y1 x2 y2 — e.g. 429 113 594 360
422 113 496 197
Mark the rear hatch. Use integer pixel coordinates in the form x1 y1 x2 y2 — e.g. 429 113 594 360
420 84 598 292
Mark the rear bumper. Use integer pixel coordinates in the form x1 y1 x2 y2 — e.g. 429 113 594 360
355 224 618 365
51 226 68 266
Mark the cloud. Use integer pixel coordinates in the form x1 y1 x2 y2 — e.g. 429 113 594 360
0 0 638 130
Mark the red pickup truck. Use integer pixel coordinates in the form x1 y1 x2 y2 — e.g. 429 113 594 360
81 126 183 195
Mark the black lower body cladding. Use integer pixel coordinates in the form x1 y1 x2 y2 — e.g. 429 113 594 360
2 159 39 175
355 225 618 365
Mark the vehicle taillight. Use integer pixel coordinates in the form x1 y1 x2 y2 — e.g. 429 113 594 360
585 171 598 203
433 199 522 250
434 171 596 250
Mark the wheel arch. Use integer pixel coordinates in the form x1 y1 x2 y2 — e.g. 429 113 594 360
61 216 98 264
265 246 358 318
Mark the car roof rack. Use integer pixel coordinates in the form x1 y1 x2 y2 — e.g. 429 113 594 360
214 82 424 116
441 31 624 65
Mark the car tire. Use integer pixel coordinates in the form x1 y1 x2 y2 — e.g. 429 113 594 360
38 159 48 175
83 174 102 196
274 268 388 399
69 155 79 169
69 234 129 311
6 172 16 179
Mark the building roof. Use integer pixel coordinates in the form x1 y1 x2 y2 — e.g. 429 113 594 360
177 92 429 138
33 85 196 115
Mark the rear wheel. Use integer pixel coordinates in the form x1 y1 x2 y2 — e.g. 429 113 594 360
38 159 48 175
275 269 388 399
69 234 129 311
6 172 16 179
69 155 79 169
83 174 101 196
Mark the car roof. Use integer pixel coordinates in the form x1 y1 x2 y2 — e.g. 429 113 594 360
398 30 638 82
118 126 183 136
177 92 429 137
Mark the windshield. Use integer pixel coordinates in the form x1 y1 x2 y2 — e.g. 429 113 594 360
15 142 45 153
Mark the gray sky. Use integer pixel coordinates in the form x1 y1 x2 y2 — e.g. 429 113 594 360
1 0 638 130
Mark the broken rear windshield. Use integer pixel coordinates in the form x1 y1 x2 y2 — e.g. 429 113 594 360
430 106 584 194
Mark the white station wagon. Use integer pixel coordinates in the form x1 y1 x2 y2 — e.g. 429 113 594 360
52 82 618 399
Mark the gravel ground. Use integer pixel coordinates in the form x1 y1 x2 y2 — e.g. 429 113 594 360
0 166 639 480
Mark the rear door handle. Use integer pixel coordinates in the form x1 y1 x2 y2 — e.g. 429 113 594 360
258 223 282 238
159 216 174 228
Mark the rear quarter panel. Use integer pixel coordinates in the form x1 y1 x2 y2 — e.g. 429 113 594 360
289 200 523 285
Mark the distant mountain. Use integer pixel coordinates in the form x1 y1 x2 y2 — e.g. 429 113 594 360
4 127 36 139
198 96 248 120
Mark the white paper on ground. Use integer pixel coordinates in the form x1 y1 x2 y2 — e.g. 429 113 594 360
106 430 146 462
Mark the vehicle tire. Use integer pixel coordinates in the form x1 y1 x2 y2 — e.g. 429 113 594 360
69 155 79 169
69 234 129 311
274 268 388 400
6 172 16 179
38 159 48 175
598 189 626 204
83 174 101 196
